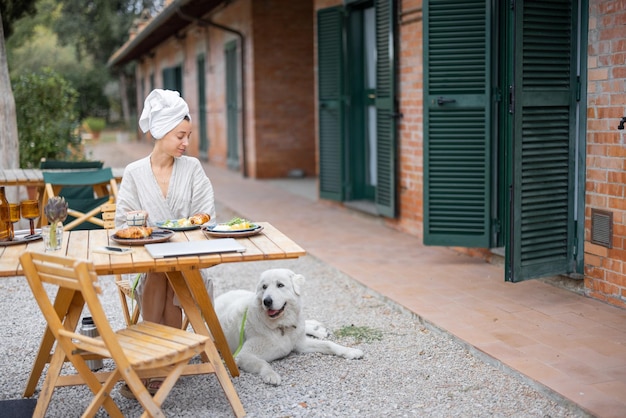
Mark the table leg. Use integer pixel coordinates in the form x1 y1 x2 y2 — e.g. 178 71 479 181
165 270 239 376
29 292 84 417
165 271 245 417
181 270 239 377
24 288 80 397
164 271 210 363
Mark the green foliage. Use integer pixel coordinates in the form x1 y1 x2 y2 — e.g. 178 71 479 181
7 25 78 75
8 23 108 121
82 116 106 133
12 68 80 168
335 325 383 343
6 0 165 129
0 0 37 39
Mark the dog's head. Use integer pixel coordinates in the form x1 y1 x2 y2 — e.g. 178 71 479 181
255 268 305 322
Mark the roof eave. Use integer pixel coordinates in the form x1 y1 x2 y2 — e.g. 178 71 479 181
108 0 223 67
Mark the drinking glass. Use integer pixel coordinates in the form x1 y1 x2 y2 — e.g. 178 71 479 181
20 200 40 236
8 203 20 240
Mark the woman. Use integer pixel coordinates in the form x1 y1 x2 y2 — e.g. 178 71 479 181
115 89 216 330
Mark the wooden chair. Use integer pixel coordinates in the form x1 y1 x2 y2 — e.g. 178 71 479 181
101 203 189 329
100 202 117 230
20 251 209 418
100 202 142 326
39 159 104 170
41 168 119 231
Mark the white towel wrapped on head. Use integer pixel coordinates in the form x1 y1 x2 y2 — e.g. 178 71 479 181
138 89 191 140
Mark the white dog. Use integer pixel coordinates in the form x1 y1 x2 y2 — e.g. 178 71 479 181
214 268 364 385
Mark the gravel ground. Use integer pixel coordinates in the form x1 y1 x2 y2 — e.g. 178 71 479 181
0 204 590 417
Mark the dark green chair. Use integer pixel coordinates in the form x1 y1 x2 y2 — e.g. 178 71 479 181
39 160 104 170
42 168 118 230
39 160 106 202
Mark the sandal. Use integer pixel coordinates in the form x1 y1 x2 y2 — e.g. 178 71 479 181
118 379 149 400
146 378 164 395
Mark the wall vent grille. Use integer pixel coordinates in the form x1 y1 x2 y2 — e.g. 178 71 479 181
591 209 612 249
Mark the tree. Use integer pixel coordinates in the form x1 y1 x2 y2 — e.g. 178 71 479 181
53 0 164 124
0 0 37 174
13 68 79 168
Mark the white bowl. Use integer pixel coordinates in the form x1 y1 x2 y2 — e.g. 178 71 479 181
126 210 148 227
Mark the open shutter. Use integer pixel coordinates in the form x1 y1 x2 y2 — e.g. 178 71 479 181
162 67 175 90
197 54 209 160
374 0 397 217
507 0 578 282
162 66 183 94
423 0 493 246
317 7 346 201
225 41 239 170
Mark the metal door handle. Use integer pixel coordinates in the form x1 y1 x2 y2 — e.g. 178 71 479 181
437 97 456 106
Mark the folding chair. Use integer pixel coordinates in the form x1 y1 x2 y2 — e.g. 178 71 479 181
39 160 104 170
100 201 117 230
98 202 141 326
41 167 118 230
114 271 190 330
20 251 209 418
100 204 189 329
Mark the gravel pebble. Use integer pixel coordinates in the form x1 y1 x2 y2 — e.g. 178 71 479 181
0 205 589 417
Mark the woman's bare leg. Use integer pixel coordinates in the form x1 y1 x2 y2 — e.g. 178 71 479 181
141 272 181 327
162 283 182 328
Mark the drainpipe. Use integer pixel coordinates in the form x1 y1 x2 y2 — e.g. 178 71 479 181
176 4 248 177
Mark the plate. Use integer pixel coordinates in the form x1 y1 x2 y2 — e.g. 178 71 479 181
155 221 201 231
0 230 43 246
110 228 175 246
202 224 263 238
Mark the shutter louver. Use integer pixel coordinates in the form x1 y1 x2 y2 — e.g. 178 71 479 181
375 0 396 217
318 7 345 201
508 0 577 281
424 0 492 246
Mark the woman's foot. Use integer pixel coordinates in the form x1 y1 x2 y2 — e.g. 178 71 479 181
146 378 164 395
118 379 152 399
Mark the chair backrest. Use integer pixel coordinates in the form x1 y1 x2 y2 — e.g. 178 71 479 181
42 168 119 230
20 252 120 354
42 167 114 188
100 202 117 230
39 160 104 170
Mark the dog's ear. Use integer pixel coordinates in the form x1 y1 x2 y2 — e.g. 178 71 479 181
291 273 306 296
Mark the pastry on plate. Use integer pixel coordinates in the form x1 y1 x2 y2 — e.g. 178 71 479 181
115 226 153 239
189 213 211 225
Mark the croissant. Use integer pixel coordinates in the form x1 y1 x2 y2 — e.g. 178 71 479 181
189 213 211 225
115 226 153 239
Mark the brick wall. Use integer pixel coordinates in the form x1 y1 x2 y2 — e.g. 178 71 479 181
204 0 251 168
133 0 315 178
251 0 316 178
392 0 424 238
584 0 626 308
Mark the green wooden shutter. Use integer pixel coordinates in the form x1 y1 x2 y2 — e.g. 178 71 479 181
423 0 493 246
162 67 174 90
375 0 397 217
197 54 209 160
317 6 345 201
507 0 578 282
162 66 183 94
225 41 239 170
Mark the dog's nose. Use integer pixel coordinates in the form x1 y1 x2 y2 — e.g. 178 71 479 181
263 296 273 308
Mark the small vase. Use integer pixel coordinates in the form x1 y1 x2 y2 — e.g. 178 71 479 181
42 223 63 251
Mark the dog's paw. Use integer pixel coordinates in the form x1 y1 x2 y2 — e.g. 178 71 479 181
343 348 364 360
260 369 282 386
305 319 330 339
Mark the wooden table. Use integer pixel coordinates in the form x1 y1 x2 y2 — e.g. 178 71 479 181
0 167 125 189
0 222 305 417
0 167 125 226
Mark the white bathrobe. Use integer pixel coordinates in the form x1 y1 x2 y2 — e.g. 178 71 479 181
115 154 215 227
115 154 217 307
